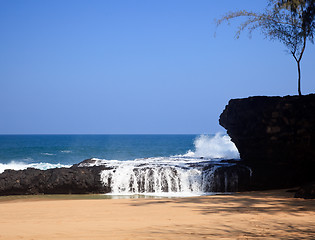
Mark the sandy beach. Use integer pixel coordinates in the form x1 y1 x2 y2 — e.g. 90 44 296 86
0 190 314 240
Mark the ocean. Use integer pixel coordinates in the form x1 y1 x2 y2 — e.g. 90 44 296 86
0 134 240 196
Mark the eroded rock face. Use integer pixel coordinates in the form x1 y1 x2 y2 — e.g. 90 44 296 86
295 182 315 199
0 165 110 195
219 94 315 190
210 164 252 192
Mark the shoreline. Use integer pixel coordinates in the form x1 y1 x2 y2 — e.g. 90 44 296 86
0 189 314 239
0 191 237 203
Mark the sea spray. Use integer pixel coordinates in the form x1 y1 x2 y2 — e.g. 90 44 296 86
181 133 239 159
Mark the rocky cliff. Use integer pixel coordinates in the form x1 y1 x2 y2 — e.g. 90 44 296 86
219 94 315 190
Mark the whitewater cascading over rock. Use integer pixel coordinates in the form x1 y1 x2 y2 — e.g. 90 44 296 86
78 157 251 195
0 157 251 196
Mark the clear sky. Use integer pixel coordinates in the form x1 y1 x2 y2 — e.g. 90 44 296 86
0 0 314 134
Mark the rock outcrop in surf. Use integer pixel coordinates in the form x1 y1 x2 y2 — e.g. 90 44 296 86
219 94 315 192
0 165 110 195
0 158 250 196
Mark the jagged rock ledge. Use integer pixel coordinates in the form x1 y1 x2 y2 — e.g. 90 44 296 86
219 93 315 196
0 158 251 196
0 164 111 195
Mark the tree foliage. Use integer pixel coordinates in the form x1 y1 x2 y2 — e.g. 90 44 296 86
279 0 315 38
217 0 315 96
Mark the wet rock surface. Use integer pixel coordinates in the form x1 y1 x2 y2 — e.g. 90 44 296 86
219 94 315 190
211 164 251 192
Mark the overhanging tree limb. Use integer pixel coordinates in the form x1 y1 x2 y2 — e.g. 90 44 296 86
216 0 314 96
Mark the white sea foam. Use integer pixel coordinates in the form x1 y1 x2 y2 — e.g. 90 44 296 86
60 150 72 153
23 157 34 162
105 192 213 198
180 133 239 159
41 153 56 156
0 161 71 173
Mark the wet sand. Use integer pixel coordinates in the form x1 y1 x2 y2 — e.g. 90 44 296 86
0 190 314 240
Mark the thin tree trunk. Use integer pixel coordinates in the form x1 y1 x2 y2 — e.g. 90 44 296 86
292 35 306 96
297 35 307 96
297 60 302 96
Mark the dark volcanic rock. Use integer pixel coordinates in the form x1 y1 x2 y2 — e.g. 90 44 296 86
0 165 110 195
211 164 252 192
295 182 315 199
219 94 315 190
0 158 252 195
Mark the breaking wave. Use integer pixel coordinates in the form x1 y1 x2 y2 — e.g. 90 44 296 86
0 161 71 174
41 153 56 156
60 150 72 153
177 133 239 159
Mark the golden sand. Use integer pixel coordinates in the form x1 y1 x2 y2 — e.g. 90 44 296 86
0 190 314 240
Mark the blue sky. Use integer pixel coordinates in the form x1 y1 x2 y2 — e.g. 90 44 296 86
1 0 314 134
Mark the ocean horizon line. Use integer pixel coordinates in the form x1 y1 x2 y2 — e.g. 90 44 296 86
0 133 211 136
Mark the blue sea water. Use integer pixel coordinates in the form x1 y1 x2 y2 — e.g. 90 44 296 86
0 134 239 174
0 134 197 165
